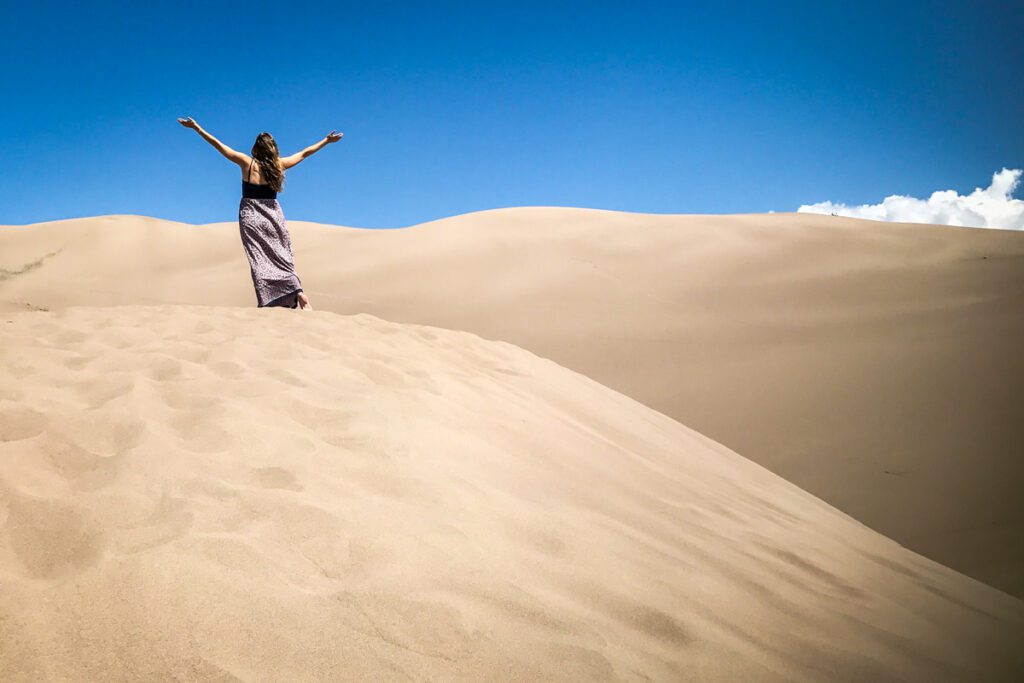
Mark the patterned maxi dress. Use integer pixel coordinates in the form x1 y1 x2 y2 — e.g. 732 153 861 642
237 163 303 308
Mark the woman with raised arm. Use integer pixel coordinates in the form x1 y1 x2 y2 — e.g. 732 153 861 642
177 116 344 310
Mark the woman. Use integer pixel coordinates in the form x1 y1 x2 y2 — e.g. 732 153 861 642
177 116 343 310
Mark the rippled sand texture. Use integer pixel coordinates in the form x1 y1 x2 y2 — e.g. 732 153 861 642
2 209 1022 597
1 305 1021 681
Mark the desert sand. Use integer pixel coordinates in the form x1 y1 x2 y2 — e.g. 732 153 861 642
1 304 1022 681
2 208 1022 601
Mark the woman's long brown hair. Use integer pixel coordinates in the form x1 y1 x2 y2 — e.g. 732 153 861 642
250 132 285 192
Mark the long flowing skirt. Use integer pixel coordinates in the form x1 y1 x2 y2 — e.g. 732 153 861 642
238 197 303 307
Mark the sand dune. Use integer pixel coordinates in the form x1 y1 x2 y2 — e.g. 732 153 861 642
2 208 1022 599
1 304 1022 681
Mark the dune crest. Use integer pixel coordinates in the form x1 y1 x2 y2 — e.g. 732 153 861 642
1 305 1021 681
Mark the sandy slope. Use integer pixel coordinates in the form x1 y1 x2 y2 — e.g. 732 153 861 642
1 305 1022 681
2 208 1021 598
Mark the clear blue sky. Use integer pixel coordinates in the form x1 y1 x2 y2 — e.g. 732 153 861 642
2 0 1021 228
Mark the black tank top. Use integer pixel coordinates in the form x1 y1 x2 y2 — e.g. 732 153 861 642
242 158 278 199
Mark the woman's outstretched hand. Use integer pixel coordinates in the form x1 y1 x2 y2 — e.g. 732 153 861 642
325 130 344 143
177 116 199 130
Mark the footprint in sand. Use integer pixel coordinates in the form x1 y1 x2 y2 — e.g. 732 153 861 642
69 373 136 409
208 360 245 380
2 494 104 579
144 355 184 381
114 485 195 555
283 398 360 432
52 409 146 459
45 433 126 492
168 410 233 454
252 466 304 492
0 405 48 442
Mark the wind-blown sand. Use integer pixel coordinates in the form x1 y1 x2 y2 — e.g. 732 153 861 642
2 208 1022 599
1 305 1022 681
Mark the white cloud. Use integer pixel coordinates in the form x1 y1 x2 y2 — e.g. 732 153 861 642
797 168 1024 230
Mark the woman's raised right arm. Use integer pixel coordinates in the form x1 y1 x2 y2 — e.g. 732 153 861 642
177 117 248 166
281 130 344 170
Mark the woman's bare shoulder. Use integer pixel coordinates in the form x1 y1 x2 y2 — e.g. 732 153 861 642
238 155 256 179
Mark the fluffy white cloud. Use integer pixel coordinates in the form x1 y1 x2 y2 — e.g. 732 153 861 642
797 168 1024 230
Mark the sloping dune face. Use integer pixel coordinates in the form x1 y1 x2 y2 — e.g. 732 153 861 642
2 209 1022 597
1 305 1021 681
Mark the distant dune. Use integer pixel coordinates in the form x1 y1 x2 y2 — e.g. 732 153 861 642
1 305 1021 681
2 208 1021 600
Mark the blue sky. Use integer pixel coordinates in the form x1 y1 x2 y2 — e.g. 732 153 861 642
2 0 1021 228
